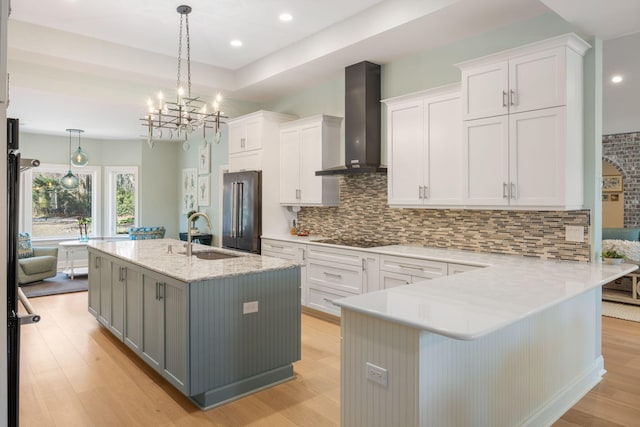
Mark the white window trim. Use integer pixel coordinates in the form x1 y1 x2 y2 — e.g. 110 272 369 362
104 166 139 238
23 163 101 241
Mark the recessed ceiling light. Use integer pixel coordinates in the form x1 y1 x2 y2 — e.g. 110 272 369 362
230 40 243 48
279 13 293 22
611 75 623 84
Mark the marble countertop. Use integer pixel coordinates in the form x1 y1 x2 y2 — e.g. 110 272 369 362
88 239 298 283
262 234 637 340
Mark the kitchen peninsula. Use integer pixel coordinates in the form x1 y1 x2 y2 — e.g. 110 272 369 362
86 239 301 410
334 249 635 427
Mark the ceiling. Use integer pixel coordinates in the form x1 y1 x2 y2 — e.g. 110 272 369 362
6 0 640 139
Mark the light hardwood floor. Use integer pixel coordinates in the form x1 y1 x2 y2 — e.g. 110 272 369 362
18 292 640 426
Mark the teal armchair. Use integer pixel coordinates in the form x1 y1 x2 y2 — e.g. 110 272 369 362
18 232 59 285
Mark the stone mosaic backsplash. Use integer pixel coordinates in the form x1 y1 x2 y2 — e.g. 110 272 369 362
297 174 591 262
603 131 640 227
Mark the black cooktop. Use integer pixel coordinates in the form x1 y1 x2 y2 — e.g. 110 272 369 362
315 239 386 248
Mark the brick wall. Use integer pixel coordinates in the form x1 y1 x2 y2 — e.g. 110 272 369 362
603 131 640 226
297 174 590 262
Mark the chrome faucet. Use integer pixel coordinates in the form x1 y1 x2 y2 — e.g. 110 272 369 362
186 212 213 257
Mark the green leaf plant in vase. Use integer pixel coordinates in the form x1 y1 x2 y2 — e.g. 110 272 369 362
602 248 625 264
77 216 90 242
186 210 199 234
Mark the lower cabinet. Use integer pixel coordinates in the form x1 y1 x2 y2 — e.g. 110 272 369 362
379 255 448 289
306 245 379 316
261 238 308 304
88 251 189 395
141 271 189 394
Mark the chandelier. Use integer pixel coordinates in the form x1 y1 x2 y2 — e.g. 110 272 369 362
142 5 225 151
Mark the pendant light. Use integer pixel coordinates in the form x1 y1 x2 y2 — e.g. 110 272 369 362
60 129 80 190
69 128 88 167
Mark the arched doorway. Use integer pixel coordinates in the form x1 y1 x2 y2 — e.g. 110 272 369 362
602 158 624 228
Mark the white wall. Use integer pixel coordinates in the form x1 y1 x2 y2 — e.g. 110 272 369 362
603 32 640 135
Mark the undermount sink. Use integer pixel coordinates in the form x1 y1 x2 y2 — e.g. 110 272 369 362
192 251 239 260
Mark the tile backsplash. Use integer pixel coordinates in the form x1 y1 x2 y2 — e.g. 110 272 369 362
297 174 590 261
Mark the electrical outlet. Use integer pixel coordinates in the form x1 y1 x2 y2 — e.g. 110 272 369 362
565 225 585 243
366 362 388 388
243 301 259 314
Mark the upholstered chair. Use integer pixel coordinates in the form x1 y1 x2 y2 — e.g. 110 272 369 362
18 232 59 285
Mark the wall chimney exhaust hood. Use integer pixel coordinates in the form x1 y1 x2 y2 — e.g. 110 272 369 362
316 61 386 176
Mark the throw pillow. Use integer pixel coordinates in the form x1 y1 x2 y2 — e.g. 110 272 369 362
18 232 34 259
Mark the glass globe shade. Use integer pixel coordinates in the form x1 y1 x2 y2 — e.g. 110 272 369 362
71 147 89 167
60 171 79 190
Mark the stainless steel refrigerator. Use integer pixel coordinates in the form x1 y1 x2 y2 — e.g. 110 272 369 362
7 118 41 427
222 171 261 253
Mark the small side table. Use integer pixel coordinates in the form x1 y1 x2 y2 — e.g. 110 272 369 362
179 233 213 246
59 240 100 279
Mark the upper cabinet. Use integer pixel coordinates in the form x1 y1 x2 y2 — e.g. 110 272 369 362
227 110 295 172
384 84 463 207
457 33 590 210
228 116 262 154
279 115 342 206
459 34 590 121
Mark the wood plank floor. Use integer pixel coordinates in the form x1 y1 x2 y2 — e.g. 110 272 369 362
18 292 640 426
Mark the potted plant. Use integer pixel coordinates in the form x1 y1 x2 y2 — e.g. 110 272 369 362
186 210 199 234
77 216 90 241
602 248 625 264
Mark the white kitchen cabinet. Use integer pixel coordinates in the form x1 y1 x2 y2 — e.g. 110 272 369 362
448 263 479 275
459 34 590 121
227 110 296 236
227 110 296 172
458 33 589 210
379 255 447 289
228 115 262 154
261 238 308 304
385 85 463 207
279 115 342 206
306 244 379 317
464 106 576 208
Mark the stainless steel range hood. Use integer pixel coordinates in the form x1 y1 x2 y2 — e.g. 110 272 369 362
316 61 386 176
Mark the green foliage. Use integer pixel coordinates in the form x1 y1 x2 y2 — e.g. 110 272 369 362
32 173 91 218
602 249 624 259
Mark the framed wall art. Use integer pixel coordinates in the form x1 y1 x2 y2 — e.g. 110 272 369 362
198 143 211 174
198 175 210 206
182 168 197 213
603 175 623 192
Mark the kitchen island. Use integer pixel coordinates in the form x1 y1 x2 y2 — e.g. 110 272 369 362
334 254 635 427
87 239 301 410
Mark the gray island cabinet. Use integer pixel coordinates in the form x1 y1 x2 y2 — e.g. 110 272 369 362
87 239 301 409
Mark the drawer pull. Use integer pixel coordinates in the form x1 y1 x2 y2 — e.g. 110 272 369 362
324 272 343 279
398 264 423 272
269 244 284 250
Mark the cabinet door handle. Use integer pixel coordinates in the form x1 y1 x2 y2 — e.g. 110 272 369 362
155 282 158 300
301 249 306 262
511 182 517 199
510 90 516 106
159 283 164 300
503 182 509 199
240 137 245 148
118 267 123 282
502 90 508 107
122 267 127 282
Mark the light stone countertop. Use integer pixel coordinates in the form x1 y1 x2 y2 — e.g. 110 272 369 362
87 239 299 283
262 234 637 340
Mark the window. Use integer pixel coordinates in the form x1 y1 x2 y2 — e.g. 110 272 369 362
24 164 100 239
105 166 139 237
